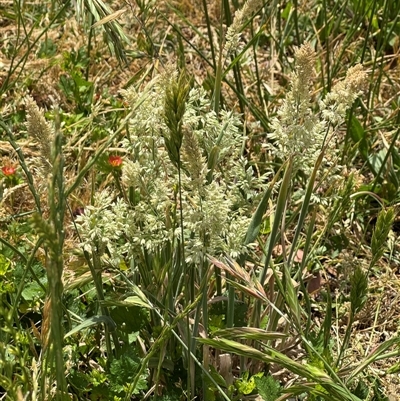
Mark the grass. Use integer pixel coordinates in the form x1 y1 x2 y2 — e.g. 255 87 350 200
0 0 400 400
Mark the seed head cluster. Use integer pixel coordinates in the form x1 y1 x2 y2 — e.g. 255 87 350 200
76 72 269 265
267 44 367 175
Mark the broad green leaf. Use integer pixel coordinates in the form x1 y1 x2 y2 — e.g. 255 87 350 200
254 375 281 401
0 254 11 275
349 115 368 160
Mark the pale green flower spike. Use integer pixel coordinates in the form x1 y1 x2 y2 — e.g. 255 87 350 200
76 69 270 265
224 0 263 58
25 96 54 169
267 43 366 176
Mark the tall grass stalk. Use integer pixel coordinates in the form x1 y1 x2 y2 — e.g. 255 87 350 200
86 249 120 356
126 292 203 400
30 111 68 400
162 70 195 396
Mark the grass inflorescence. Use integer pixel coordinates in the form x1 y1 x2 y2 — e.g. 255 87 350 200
0 0 400 400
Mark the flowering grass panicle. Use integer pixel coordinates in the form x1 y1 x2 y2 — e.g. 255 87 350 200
319 64 367 126
75 191 129 266
267 43 367 176
77 55 365 267
120 75 172 152
25 96 53 169
230 156 268 204
224 0 264 58
267 44 324 174
75 72 270 266
121 159 141 189
183 88 244 170
181 125 207 187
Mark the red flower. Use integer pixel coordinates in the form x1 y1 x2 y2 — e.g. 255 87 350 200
108 155 123 167
1 166 16 176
